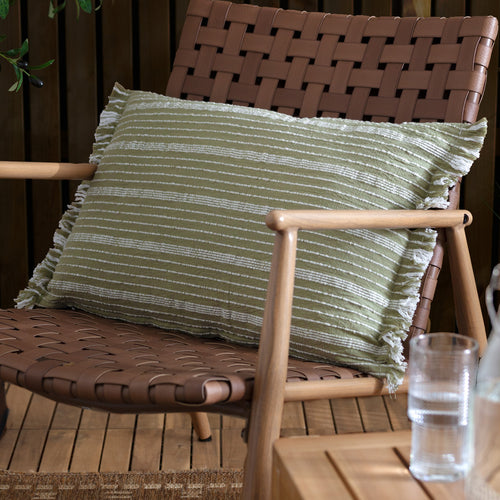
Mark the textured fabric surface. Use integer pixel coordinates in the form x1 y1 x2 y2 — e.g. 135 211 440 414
17 83 487 390
0 470 243 499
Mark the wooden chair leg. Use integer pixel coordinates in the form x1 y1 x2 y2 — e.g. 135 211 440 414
190 412 212 441
242 405 283 500
446 224 487 354
0 381 8 437
242 230 299 500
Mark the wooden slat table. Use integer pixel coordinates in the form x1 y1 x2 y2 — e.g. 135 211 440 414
273 430 465 500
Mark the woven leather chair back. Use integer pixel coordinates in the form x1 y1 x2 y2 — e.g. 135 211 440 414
166 0 498 344
167 0 494 124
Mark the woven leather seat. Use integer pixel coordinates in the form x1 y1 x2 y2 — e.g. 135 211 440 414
0 1 497 498
0 308 362 413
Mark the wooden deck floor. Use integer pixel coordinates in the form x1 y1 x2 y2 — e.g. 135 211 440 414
0 384 410 473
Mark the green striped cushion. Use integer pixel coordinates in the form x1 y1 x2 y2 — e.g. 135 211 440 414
17 83 487 390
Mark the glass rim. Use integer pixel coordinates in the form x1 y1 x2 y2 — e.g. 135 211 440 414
410 332 479 355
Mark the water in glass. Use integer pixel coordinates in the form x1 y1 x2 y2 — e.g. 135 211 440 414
408 380 472 481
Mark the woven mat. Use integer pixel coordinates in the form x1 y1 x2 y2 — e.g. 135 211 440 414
0 469 243 499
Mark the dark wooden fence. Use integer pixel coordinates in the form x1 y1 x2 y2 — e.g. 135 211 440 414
1 0 499 333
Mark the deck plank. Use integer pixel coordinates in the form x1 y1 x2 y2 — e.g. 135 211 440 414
221 416 247 469
192 413 222 468
69 407 107 472
100 428 134 472
70 428 106 472
38 429 77 472
79 408 109 429
221 415 247 468
99 410 136 471
1 383 410 472
0 430 18 469
383 394 411 431
8 392 56 472
162 413 192 471
4 384 32 430
107 413 136 429
280 401 307 438
221 428 247 468
37 402 82 472
192 429 221 469
0 385 33 469
357 396 393 432
8 430 48 472
51 403 82 429
303 400 336 436
330 398 364 434
21 393 56 429
130 413 164 471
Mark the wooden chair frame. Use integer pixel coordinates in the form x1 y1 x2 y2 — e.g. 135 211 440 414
0 1 497 498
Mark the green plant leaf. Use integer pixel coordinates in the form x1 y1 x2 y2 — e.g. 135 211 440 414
48 1 56 18
9 66 22 91
19 38 28 57
5 46 20 57
48 0 66 19
77 0 92 14
0 0 10 20
29 58 55 70
5 38 28 58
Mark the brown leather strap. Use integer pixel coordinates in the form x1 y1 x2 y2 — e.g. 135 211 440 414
167 0 497 124
0 309 363 411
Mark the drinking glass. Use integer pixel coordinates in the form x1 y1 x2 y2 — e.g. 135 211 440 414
407 332 479 482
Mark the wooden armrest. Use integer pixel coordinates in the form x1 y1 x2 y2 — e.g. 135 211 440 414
266 208 486 354
266 209 472 231
0 161 96 180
